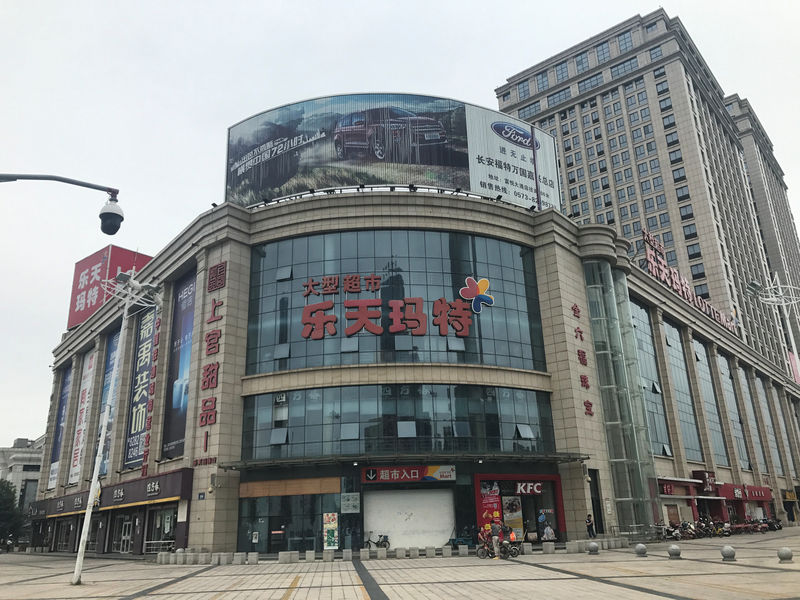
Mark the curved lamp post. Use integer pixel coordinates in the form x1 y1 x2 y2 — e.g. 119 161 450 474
747 273 800 381
0 173 124 234
71 270 160 585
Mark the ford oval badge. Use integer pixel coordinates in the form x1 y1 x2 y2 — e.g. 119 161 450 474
491 122 539 150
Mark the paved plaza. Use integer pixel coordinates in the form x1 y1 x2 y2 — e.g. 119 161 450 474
2 527 800 599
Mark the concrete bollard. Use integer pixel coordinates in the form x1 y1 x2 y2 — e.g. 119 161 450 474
247 552 259 565
169 553 178 564
305 550 315 562
359 548 370 560
599 539 608 550
342 549 352 561
186 553 198 565
157 551 168 564
667 545 681 560
442 546 452 557
225 552 235 565
211 553 221 565
323 549 334 562
395 547 406 558
176 552 187 565
565 541 580 553
278 551 293 564
409 547 420 559
290 551 299 563
634 543 647 557
377 547 387 559
233 552 246 565
577 540 588 552
458 545 468 557
522 542 534 555
721 546 736 562
425 546 436 558
587 541 600 555
543 541 555 554
199 552 211 564
778 547 793 564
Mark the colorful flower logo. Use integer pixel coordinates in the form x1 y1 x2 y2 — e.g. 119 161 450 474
459 276 494 313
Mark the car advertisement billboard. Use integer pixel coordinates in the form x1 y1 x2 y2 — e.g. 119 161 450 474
67 245 153 330
226 93 560 211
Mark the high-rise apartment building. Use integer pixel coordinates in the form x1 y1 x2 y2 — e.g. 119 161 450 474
496 9 798 378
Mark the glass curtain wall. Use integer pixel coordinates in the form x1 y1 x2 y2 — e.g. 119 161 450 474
736 368 767 473
755 378 784 476
716 354 752 470
692 339 729 466
663 320 703 462
629 300 672 457
584 260 659 531
770 386 798 478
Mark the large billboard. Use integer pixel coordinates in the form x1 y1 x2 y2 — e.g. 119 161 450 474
226 93 560 211
162 271 196 459
67 245 152 330
123 308 157 470
97 329 120 477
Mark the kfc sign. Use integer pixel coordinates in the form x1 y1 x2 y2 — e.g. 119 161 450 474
67 245 152 329
515 482 543 495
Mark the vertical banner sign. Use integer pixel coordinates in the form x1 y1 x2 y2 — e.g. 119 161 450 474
97 330 120 476
67 350 97 485
48 366 73 489
124 309 158 470
501 496 524 540
323 512 339 550
162 271 196 459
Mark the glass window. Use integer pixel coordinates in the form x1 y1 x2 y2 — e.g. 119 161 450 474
650 46 662 60
617 30 633 52
687 243 701 259
683 223 697 239
547 88 572 107
578 73 604 93
664 320 703 461
555 61 569 82
518 80 530 101
663 114 676 128
654 66 666 78
680 205 694 220
656 80 669 94
666 132 679 145
690 263 705 280
575 52 589 74
611 57 639 79
672 167 686 182
659 98 673 111
596 41 610 63
518 101 541 120
535 71 549 93
693 339 729 466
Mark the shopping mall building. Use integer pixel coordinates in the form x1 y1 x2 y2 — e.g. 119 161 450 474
31 93 800 555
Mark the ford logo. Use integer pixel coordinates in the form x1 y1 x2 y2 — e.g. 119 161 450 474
491 122 540 150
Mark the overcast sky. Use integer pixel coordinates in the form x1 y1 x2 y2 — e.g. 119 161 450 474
1 0 799 447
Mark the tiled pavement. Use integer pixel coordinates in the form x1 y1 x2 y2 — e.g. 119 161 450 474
2 527 799 599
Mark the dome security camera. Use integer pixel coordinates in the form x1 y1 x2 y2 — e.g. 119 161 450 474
99 198 124 235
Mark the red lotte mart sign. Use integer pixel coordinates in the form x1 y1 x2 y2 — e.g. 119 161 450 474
642 231 736 334
299 274 494 339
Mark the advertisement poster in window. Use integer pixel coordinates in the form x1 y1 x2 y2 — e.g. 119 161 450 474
48 366 72 489
162 271 196 459
67 350 97 485
478 480 501 534
502 495 524 540
225 93 559 211
323 512 339 550
123 308 157 469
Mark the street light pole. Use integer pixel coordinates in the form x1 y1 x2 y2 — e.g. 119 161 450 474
747 272 800 382
0 173 124 235
71 271 159 585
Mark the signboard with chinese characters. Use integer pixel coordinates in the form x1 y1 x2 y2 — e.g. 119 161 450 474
162 271 196 459
226 93 559 211
67 245 151 329
341 492 361 514
361 465 456 483
642 231 737 334
67 350 97 485
48 366 72 490
123 308 160 471
570 302 594 416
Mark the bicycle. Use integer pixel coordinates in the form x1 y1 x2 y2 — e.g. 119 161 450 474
364 531 390 549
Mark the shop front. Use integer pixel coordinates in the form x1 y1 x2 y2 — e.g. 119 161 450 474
784 489 799 523
474 474 564 542
716 483 773 522
658 474 727 523
30 468 193 555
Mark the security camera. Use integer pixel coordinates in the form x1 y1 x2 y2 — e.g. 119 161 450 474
584 475 592 483
99 198 124 235
207 486 214 494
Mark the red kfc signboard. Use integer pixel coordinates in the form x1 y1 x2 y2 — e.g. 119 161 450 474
67 245 152 329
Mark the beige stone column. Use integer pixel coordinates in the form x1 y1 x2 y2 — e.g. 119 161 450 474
730 358 762 481
745 367 775 481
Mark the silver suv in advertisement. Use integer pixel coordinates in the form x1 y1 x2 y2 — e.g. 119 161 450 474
333 107 447 162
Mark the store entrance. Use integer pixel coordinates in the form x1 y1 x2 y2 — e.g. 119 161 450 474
111 515 133 553
144 505 178 554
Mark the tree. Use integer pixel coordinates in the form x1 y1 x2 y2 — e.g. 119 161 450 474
0 480 24 541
